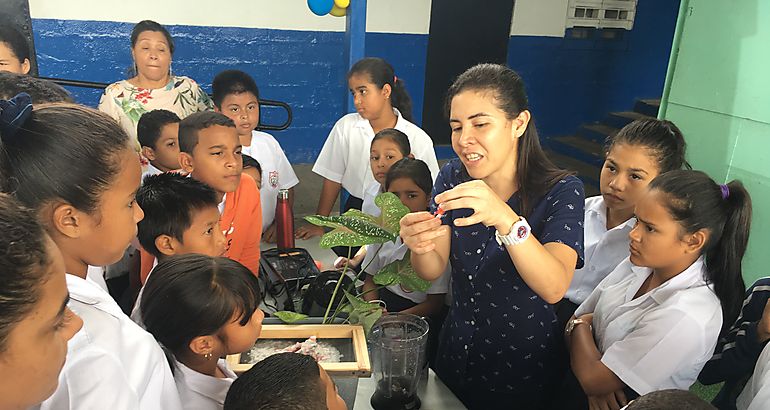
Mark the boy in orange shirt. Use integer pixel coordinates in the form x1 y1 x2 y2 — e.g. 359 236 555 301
178 111 262 274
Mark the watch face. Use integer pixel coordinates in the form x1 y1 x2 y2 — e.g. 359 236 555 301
516 225 528 240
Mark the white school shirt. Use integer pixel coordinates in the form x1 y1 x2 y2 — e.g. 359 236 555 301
38 275 182 410
361 181 383 217
362 238 450 304
565 196 636 305
173 358 237 410
312 109 439 199
142 163 164 182
738 341 770 410
241 130 299 231
574 257 722 395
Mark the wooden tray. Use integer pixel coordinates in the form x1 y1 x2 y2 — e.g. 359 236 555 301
226 324 371 377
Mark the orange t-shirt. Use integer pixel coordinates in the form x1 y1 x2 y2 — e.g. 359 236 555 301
139 173 262 283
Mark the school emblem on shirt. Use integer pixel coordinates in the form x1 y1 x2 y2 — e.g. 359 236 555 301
269 171 279 188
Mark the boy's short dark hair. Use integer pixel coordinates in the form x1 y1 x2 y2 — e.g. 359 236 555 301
136 173 219 258
0 72 73 103
211 69 260 108
241 154 262 174
178 111 235 154
137 109 181 149
224 353 327 410
626 389 715 410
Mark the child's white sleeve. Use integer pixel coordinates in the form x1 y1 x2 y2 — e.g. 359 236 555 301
312 120 347 183
270 137 299 189
362 244 383 276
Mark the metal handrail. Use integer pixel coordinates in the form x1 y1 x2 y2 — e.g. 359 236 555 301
37 76 293 131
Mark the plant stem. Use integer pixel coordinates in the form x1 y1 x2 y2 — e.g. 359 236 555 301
323 247 352 324
328 243 386 322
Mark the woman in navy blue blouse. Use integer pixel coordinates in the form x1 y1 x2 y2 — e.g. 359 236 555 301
400 64 585 409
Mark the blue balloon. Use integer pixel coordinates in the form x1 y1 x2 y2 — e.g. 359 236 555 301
308 0 334 16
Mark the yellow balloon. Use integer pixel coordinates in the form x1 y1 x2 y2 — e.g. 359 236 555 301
334 0 350 8
330 4 347 16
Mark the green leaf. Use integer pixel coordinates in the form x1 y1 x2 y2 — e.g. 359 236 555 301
358 308 383 335
273 311 308 323
342 290 383 334
303 214 395 248
373 251 431 293
374 192 410 235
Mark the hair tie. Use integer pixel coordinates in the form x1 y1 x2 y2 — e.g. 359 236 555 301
720 184 730 200
0 93 33 140
393 75 398 84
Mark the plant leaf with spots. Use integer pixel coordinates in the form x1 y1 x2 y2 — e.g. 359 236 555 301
273 311 309 323
374 192 410 235
373 251 431 292
303 213 395 248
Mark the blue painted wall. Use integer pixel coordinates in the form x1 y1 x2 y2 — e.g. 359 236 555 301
508 0 680 141
31 0 676 163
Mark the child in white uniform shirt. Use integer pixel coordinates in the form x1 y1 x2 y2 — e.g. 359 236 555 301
560 170 752 410
212 70 299 241
137 109 182 179
737 340 770 410
0 101 182 409
557 119 690 329
297 57 439 243
141 254 265 410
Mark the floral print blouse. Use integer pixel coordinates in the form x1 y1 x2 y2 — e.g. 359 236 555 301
98 76 213 149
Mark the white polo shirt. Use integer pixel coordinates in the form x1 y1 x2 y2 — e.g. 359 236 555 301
37 275 182 410
362 238 450 304
242 130 299 232
575 257 722 395
312 109 439 199
738 341 770 410
361 181 383 217
566 196 636 305
173 358 237 410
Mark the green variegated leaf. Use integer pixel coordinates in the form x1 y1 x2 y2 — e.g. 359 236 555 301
375 192 410 235
273 311 308 323
373 251 431 293
342 208 377 223
304 214 395 248
343 290 383 334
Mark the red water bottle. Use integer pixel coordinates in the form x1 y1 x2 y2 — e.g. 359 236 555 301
276 189 295 250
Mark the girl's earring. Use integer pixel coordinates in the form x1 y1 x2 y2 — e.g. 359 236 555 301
203 352 213 360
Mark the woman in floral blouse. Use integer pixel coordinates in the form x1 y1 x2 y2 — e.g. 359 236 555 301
98 20 213 149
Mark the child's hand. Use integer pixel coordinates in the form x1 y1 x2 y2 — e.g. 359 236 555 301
434 180 520 232
400 211 448 254
295 224 324 239
587 390 627 410
262 223 277 243
334 256 360 269
758 300 770 343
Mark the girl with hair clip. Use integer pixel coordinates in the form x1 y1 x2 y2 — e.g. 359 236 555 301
0 193 83 409
297 57 440 246
561 170 751 410
141 254 265 410
556 118 690 328
0 93 182 410
400 64 585 409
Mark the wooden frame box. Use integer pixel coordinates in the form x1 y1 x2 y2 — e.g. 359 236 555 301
226 324 371 377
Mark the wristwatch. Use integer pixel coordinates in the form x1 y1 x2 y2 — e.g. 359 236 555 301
495 217 531 246
565 318 591 337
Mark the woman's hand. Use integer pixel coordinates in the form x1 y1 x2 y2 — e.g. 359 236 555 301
399 212 448 254
295 224 324 239
587 390 627 410
434 180 519 231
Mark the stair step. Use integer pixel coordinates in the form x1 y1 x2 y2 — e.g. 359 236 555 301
633 99 661 117
546 150 601 196
577 123 620 144
605 111 654 129
551 135 605 167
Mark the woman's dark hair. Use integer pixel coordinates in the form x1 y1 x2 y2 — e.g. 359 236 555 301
348 57 413 122
606 118 691 173
0 23 30 63
445 63 573 216
372 128 410 157
224 352 326 410
649 170 751 332
0 194 51 352
385 157 432 198
0 103 129 214
141 254 262 363
130 20 175 54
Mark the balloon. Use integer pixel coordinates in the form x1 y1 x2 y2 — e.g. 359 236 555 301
330 4 346 17
334 0 350 8
307 0 334 16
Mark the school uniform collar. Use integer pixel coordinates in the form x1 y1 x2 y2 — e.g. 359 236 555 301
354 108 405 130
175 358 236 405
586 196 636 232
66 273 125 318
628 256 708 304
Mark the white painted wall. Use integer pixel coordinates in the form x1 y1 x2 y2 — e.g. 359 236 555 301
28 0 432 34
510 0 569 37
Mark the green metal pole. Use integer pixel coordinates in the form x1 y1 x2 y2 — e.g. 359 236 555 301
659 0 690 119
